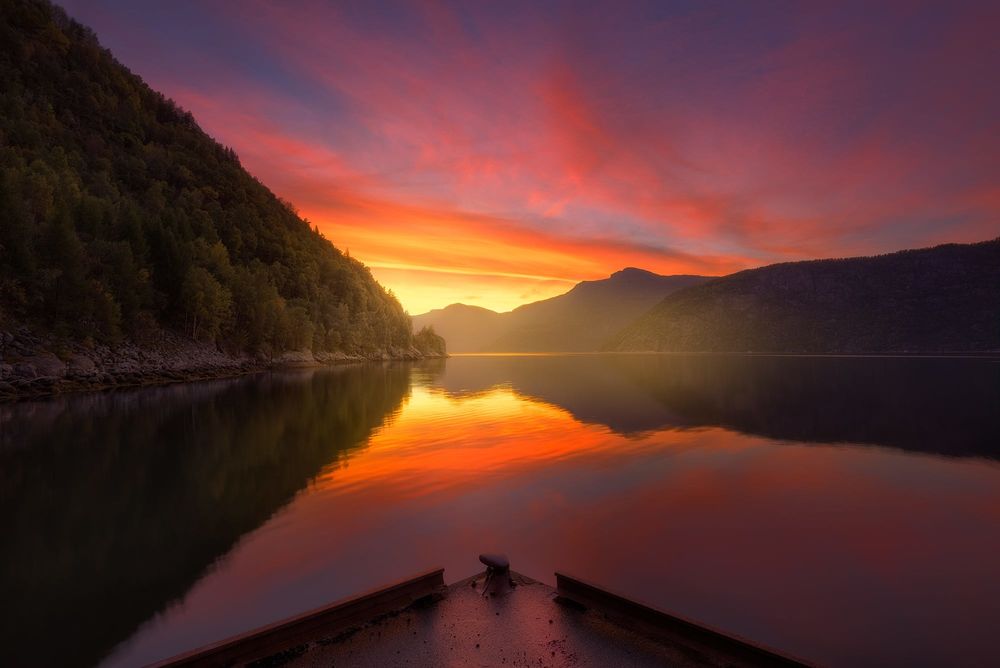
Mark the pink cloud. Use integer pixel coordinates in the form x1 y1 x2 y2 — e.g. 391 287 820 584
61 0 1000 310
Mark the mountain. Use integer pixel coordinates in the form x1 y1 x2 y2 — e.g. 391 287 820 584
490 269 710 352
0 0 442 362
411 303 503 353
606 239 1000 353
412 269 710 352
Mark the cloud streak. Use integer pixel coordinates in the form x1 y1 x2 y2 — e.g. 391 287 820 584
61 0 1000 312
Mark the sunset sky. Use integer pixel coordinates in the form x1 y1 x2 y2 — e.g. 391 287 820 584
61 0 999 314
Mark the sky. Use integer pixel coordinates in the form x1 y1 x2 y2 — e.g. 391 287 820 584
61 0 1000 314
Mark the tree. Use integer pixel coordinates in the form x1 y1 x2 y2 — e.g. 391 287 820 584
0 0 425 357
413 325 447 356
181 266 231 341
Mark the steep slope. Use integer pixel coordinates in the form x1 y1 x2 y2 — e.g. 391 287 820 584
412 269 709 352
411 303 503 353
0 0 438 358
606 239 1000 353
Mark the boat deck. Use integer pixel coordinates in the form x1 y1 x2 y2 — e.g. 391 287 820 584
154 568 808 668
290 573 709 667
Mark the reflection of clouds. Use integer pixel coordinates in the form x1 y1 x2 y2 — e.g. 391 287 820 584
422 382 512 402
22 357 999 667
269 379 1000 667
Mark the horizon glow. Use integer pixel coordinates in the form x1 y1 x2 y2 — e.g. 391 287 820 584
60 1 1000 313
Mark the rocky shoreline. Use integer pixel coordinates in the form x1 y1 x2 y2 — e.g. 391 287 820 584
0 327 439 402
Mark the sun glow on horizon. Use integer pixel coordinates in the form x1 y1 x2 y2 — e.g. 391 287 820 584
365 264 576 315
59 0 1000 313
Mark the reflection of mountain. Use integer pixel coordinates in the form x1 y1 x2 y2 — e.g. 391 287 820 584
425 355 1000 458
0 366 411 668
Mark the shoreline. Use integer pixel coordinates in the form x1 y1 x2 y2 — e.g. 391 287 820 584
6 340 996 403
0 354 447 403
0 327 445 403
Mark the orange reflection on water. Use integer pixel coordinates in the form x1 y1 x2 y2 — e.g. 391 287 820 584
310 386 728 500
105 373 1000 668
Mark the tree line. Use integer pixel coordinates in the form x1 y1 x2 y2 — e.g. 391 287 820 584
0 0 438 356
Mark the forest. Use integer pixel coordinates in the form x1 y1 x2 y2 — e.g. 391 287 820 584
0 0 439 356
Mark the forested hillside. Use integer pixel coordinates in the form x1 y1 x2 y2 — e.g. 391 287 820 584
606 240 1000 353
0 0 430 356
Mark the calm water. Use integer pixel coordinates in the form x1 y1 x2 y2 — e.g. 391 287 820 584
2 354 1000 667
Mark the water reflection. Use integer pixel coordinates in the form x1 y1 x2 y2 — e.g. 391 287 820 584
0 365 410 667
433 354 1000 457
2 355 999 667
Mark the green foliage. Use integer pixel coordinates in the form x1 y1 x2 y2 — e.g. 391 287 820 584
181 266 231 341
0 0 415 353
413 325 446 356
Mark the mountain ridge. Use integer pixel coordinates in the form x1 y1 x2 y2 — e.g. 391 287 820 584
412 270 711 352
605 238 1000 353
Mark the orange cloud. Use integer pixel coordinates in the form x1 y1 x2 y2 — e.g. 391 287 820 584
163 85 749 313
69 0 1000 313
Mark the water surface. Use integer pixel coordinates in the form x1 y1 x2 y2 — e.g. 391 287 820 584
2 354 999 667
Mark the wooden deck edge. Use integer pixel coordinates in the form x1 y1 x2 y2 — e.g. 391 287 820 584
554 572 814 668
147 568 446 668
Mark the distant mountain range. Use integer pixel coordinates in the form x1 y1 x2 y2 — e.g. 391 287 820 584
412 269 709 352
607 239 1000 353
417 239 1000 354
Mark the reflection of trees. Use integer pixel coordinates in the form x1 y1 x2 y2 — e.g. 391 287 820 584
0 365 411 668
427 355 1000 458
410 357 447 386
626 355 1000 457
3 356 996 665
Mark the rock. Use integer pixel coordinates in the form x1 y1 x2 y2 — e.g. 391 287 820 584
12 362 37 379
275 350 318 367
67 354 97 375
319 351 350 362
0 363 12 379
24 353 66 378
